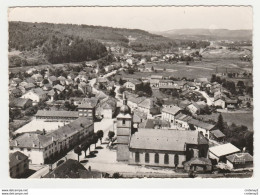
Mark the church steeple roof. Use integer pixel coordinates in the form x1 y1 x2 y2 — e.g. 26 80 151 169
119 92 131 115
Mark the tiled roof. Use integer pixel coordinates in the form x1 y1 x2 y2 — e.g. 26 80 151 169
10 98 31 108
53 84 65 92
129 129 208 151
10 133 53 149
44 159 102 178
175 113 192 122
9 151 28 168
31 88 46 96
36 110 79 118
188 119 215 131
184 157 212 166
211 129 225 138
226 153 253 163
162 106 182 116
139 119 171 129
128 96 146 104
209 143 240 157
138 98 154 109
24 83 35 89
47 117 92 141
48 76 57 82
78 98 98 109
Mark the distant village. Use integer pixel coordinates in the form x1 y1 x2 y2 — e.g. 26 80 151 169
9 44 253 179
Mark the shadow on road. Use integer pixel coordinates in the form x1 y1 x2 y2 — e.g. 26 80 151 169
96 146 103 150
80 160 89 163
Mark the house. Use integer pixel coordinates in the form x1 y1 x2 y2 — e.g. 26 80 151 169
67 73 76 80
65 78 74 86
138 119 171 130
42 83 53 91
150 79 160 88
187 119 215 138
17 86 26 94
184 157 212 172
21 88 47 105
77 97 99 120
44 159 103 178
174 81 187 89
133 110 147 128
78 82 92 94
96 97 117 119
10 88 22 98
10 78 22 87
214 97 226 109
124 79 142 91
137 98 157 116
174 113 192 130
75 75 88 83
35 110 79 121
9 117 94 164
161 106 182 125
58 76 66 86
151 75 164 80
226 152 253 169
179 100 191 109
24 83 35 91
187 101 207 114
158 80 174 88
10 98 32 110
53 84 65 94
48 76 58 84
69 97 84 106
26 68 37 75
184 82 197 90
210 129 225 142
208 143 240 163
25 77 35 84
9 151 29 178
32 73 43 83
47 89 56 102
127 96 146 110
195 78 208 87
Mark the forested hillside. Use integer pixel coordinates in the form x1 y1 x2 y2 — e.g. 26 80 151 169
9 22 108 65
9 22 175 56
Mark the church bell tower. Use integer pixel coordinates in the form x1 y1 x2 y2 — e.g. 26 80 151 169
116 92 132 161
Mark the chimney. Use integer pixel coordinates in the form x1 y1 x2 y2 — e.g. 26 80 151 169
15 140 18 146
242 147 246 153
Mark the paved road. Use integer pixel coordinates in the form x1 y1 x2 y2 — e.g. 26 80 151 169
195 89 214 106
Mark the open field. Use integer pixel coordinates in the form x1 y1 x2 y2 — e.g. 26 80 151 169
198 112 253 131
135 58 252 79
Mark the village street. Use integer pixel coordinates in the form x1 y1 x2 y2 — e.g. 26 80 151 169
195 89 214 106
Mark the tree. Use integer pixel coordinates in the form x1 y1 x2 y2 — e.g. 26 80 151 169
42 79 49 84
108 131 115 142
119 78 124 85
96 130 104 144
81 141 91 158
74 146 82 162
92 133 99 149
217 114 224 131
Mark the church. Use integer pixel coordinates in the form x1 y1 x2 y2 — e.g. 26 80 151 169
116 93 209 168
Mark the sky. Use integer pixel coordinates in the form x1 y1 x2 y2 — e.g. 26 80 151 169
8 6 253 32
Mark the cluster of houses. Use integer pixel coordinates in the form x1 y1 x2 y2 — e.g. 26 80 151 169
116 93 253 172
10 117 94 165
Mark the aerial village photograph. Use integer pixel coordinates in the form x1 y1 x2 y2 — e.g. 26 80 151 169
7 6 253 179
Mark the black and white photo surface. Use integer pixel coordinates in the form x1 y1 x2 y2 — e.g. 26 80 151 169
8 6 253 179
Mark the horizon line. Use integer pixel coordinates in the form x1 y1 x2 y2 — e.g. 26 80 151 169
9 20 253 32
